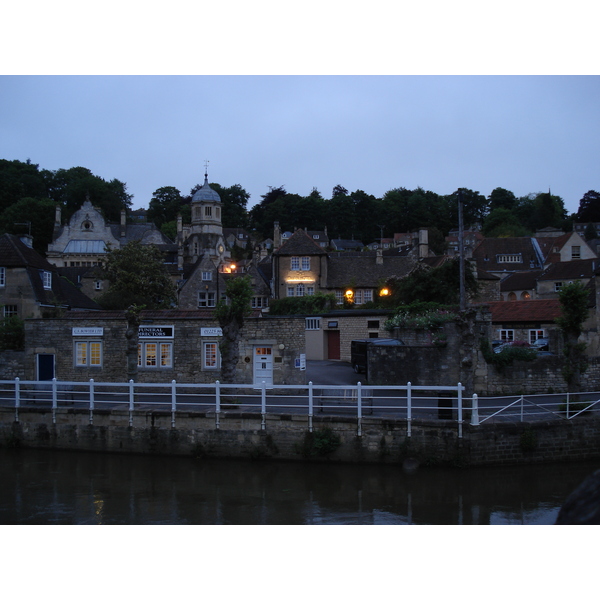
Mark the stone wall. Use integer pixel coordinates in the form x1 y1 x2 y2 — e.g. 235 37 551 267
0 350 26 380
2 407 599 467
19 314 306 385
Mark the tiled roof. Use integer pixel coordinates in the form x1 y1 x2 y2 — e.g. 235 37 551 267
486 299 562 322
472 237 543 272
500 270 542 291
274 229 327 255
326 254 417 287
537 259 598 281
0 233 52 270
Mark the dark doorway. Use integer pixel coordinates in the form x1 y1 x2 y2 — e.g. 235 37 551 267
37 354 55 380
326 330 340 360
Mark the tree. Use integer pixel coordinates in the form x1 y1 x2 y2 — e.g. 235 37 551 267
0 159 48 214
488 187 517 212
147 186 184 229
446 188 489 229
584 223 598 241
556 282 590 394
0 197 57 254
96 241 177 380
214 275 253 384
575 190 600 223
482 207 531 238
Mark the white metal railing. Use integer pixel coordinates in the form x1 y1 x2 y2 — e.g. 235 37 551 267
469 391 600 425
0 378 468 437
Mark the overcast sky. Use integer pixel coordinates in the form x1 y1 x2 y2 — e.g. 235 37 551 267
2 75 598 216
2 3 598 219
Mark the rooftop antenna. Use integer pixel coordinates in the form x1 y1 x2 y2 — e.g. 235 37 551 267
14 221 31 236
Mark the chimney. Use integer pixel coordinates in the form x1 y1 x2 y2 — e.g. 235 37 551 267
274 221 281 249
376 249 383 265
419 228 429 259
120 209 126 237
53 205 62 240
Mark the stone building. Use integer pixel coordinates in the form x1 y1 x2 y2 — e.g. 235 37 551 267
22 310 307 386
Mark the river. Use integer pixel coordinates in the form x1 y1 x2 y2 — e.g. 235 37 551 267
1 447 597 525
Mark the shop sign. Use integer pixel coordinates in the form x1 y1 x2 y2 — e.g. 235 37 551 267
201 327 223 337
138 325 174 339
72 327 103 336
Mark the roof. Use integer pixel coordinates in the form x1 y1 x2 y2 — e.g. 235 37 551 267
537 258 598 281
472 237 544 272
326 254 417 288
191 175 221 203
50 308 264 320
486 299 562 323
331 239 364 251
500 270 543 292
63 240 108 254
274 229 327 256
0 234 101 310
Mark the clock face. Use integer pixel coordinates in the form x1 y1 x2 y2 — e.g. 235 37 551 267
218 244 224 254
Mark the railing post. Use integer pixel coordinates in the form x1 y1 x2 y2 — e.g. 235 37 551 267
261 380 267 430
470 394 479 425
52 377 57 424
457 382 463 438
171 380 176 428
566 392 570 419
357 382 362 437
308 381 313 432
14 377 20 423
128 379 134 427
407 382 412 437
215 380 221 429
89 379 94 425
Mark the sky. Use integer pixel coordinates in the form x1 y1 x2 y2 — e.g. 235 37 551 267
1 2 599 220
1 75 598 216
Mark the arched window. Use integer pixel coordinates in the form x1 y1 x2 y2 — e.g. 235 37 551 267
521 291 531 300
508 292 517 301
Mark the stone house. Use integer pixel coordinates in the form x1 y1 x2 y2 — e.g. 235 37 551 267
0 233 100 320
21 310 306 386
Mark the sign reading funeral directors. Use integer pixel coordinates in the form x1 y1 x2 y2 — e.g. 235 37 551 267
138 325 174 339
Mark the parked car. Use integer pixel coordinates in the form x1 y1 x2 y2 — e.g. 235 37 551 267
493 341 532 354
531 338 549 351
351 338 404 374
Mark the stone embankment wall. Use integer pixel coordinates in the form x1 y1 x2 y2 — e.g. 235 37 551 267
0 350 26 380
2 407 599 467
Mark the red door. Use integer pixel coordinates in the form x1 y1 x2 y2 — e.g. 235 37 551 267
327 330 340 360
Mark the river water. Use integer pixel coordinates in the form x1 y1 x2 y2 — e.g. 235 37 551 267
1 447 597 525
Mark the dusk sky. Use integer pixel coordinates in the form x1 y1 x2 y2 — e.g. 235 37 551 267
2 75 598 216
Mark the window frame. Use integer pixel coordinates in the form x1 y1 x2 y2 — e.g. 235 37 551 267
42 270 52 290
138 341 173 368
305 317 321 331
198 291 216 307
301 256 310 271
203 341 220 370
74 341 103 367
0 266 5 287
3 305 17 318
500 329 515 342
529 329 546 344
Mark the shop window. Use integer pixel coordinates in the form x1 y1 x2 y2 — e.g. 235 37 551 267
138 342 173 368
75 341 102 367
203 342 220 369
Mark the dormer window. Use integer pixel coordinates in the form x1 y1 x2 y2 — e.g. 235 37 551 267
497 254 522 263
42 271 52 289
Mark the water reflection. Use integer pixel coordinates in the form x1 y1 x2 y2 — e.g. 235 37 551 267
0 448 597 525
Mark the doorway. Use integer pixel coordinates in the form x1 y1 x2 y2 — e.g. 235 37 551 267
326 330 340 360
37 354 55 380
253 346 273 388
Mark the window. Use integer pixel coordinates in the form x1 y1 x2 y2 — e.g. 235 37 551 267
500 330 514 342
572 246 581 259
203 342 219 369
555 282 563 293
301 257 310 271
305 317 321 331
363 290 373 303
306 287 314 296
529 329 545 343
202 271 212 281
42 271 52 289
205 206 212 217
497 254 523 263
95 280 102 290
75 341 102 367
508 292 517 301
287 287 295 297
521 292 531 300
367 320 379 329
252 297 268 308
198 292 216 307
291 257 300 270
296 284 305 297
354 290 363 304
3 305 17 318
0 266 5 286
335 290 344 304
138 342 172 368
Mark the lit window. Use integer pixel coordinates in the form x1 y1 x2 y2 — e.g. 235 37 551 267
75 341 102 367
145 343 157 367
203 342 219 369
160 343 172 367
521 292 531 300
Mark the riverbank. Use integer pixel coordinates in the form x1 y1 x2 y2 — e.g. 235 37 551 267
2 406 600 467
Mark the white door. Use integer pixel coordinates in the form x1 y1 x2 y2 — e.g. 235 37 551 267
253 346 273 388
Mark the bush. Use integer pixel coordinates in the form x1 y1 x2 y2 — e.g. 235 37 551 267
268 293 337 315
0 316 24 351
480 339 537 371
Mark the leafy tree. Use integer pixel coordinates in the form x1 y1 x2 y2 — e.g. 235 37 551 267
96 240 177 381
446 188 489 229
482 207 531 238
583 223 598 241
575 190 600 223
214 275 254 384
268 293 337 315
383 259 478 306
97 241 177 310
488 187 517 212
147 186 184 229
0 315 25 351
556 282 590 394
0 197 57 254
0 159 48 214
331 184 348 198
211 183 250 229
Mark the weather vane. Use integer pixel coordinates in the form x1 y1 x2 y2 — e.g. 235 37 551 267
204 159 209 178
